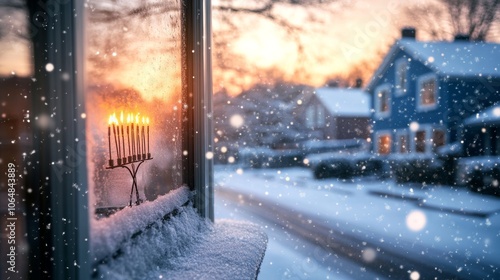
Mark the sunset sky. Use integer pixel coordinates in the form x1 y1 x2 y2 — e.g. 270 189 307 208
0 0 462 97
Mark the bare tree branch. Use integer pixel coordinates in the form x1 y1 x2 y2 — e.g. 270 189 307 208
406 0 500 41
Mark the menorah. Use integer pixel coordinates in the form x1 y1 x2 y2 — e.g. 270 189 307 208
106 111 152 207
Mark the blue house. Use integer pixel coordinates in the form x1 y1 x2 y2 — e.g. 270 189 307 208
366 29 500 155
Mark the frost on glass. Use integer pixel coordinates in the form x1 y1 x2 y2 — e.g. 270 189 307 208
85 1 183 211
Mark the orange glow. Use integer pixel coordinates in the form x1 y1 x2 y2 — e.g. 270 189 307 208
146 117 150 125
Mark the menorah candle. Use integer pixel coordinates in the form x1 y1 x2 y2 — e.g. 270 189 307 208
108 115 114 166
117 118 122 160
130 114 136 161
127 114 132 163
136 114 141 159
141 117 146 159
112 114 121 165
146 117 150 159
120 111 126 163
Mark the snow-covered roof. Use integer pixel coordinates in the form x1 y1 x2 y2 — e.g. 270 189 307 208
464 104 500 126
366 39 500 92
314 87 370 117
400 40 500 77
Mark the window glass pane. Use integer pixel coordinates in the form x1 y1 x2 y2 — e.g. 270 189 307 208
378 89 390 113
416 130 426 153
396 62 407 93
0 2 32 277
421 79 436 105
84 1 183 211
378 134 391 154
317 106 325 127
432 129 445 151
399 134 408 153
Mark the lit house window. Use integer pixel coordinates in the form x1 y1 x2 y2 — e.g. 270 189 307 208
418 74 437 110
395 59 408 95
375 85 391 117
377 133 392 155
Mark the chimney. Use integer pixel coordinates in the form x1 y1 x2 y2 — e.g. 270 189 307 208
355 78 363 88
401 27 416 39
454 34 470 42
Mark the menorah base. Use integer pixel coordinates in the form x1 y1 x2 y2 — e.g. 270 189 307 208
106 157 153 207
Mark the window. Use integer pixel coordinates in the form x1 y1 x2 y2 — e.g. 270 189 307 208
396 131 409 153
306 105 326 128
375 85 391 117
395 59 408 95
306 106 315 127
418 74 437 110
377 133 392 155
85 1 184 209
0 1 212 278
317 105 325 128
415 130 426 153
432 129 446 151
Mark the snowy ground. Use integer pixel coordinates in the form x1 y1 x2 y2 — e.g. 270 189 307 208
214 165 500 279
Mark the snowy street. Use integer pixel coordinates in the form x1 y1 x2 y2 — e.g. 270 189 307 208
214 166 500 279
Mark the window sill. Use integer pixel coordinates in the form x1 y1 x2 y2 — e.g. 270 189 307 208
92 186 267 279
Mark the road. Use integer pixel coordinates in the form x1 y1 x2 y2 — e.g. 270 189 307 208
215 186 475 280
216 187 383 280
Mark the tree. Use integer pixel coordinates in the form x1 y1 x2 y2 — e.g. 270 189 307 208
85 0 342 94
405 0 500 41
213 82 312 149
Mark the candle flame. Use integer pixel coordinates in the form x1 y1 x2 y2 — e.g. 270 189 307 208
108 112 150 126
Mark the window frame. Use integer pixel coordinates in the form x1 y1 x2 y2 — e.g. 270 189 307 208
374 84 391 118
417 73 438 111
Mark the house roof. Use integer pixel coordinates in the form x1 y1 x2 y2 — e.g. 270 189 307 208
464 104 500 126
314 87 371 117
366 39 500 92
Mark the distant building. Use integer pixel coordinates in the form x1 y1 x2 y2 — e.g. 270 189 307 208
297 87 371 141
366 28 500 155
